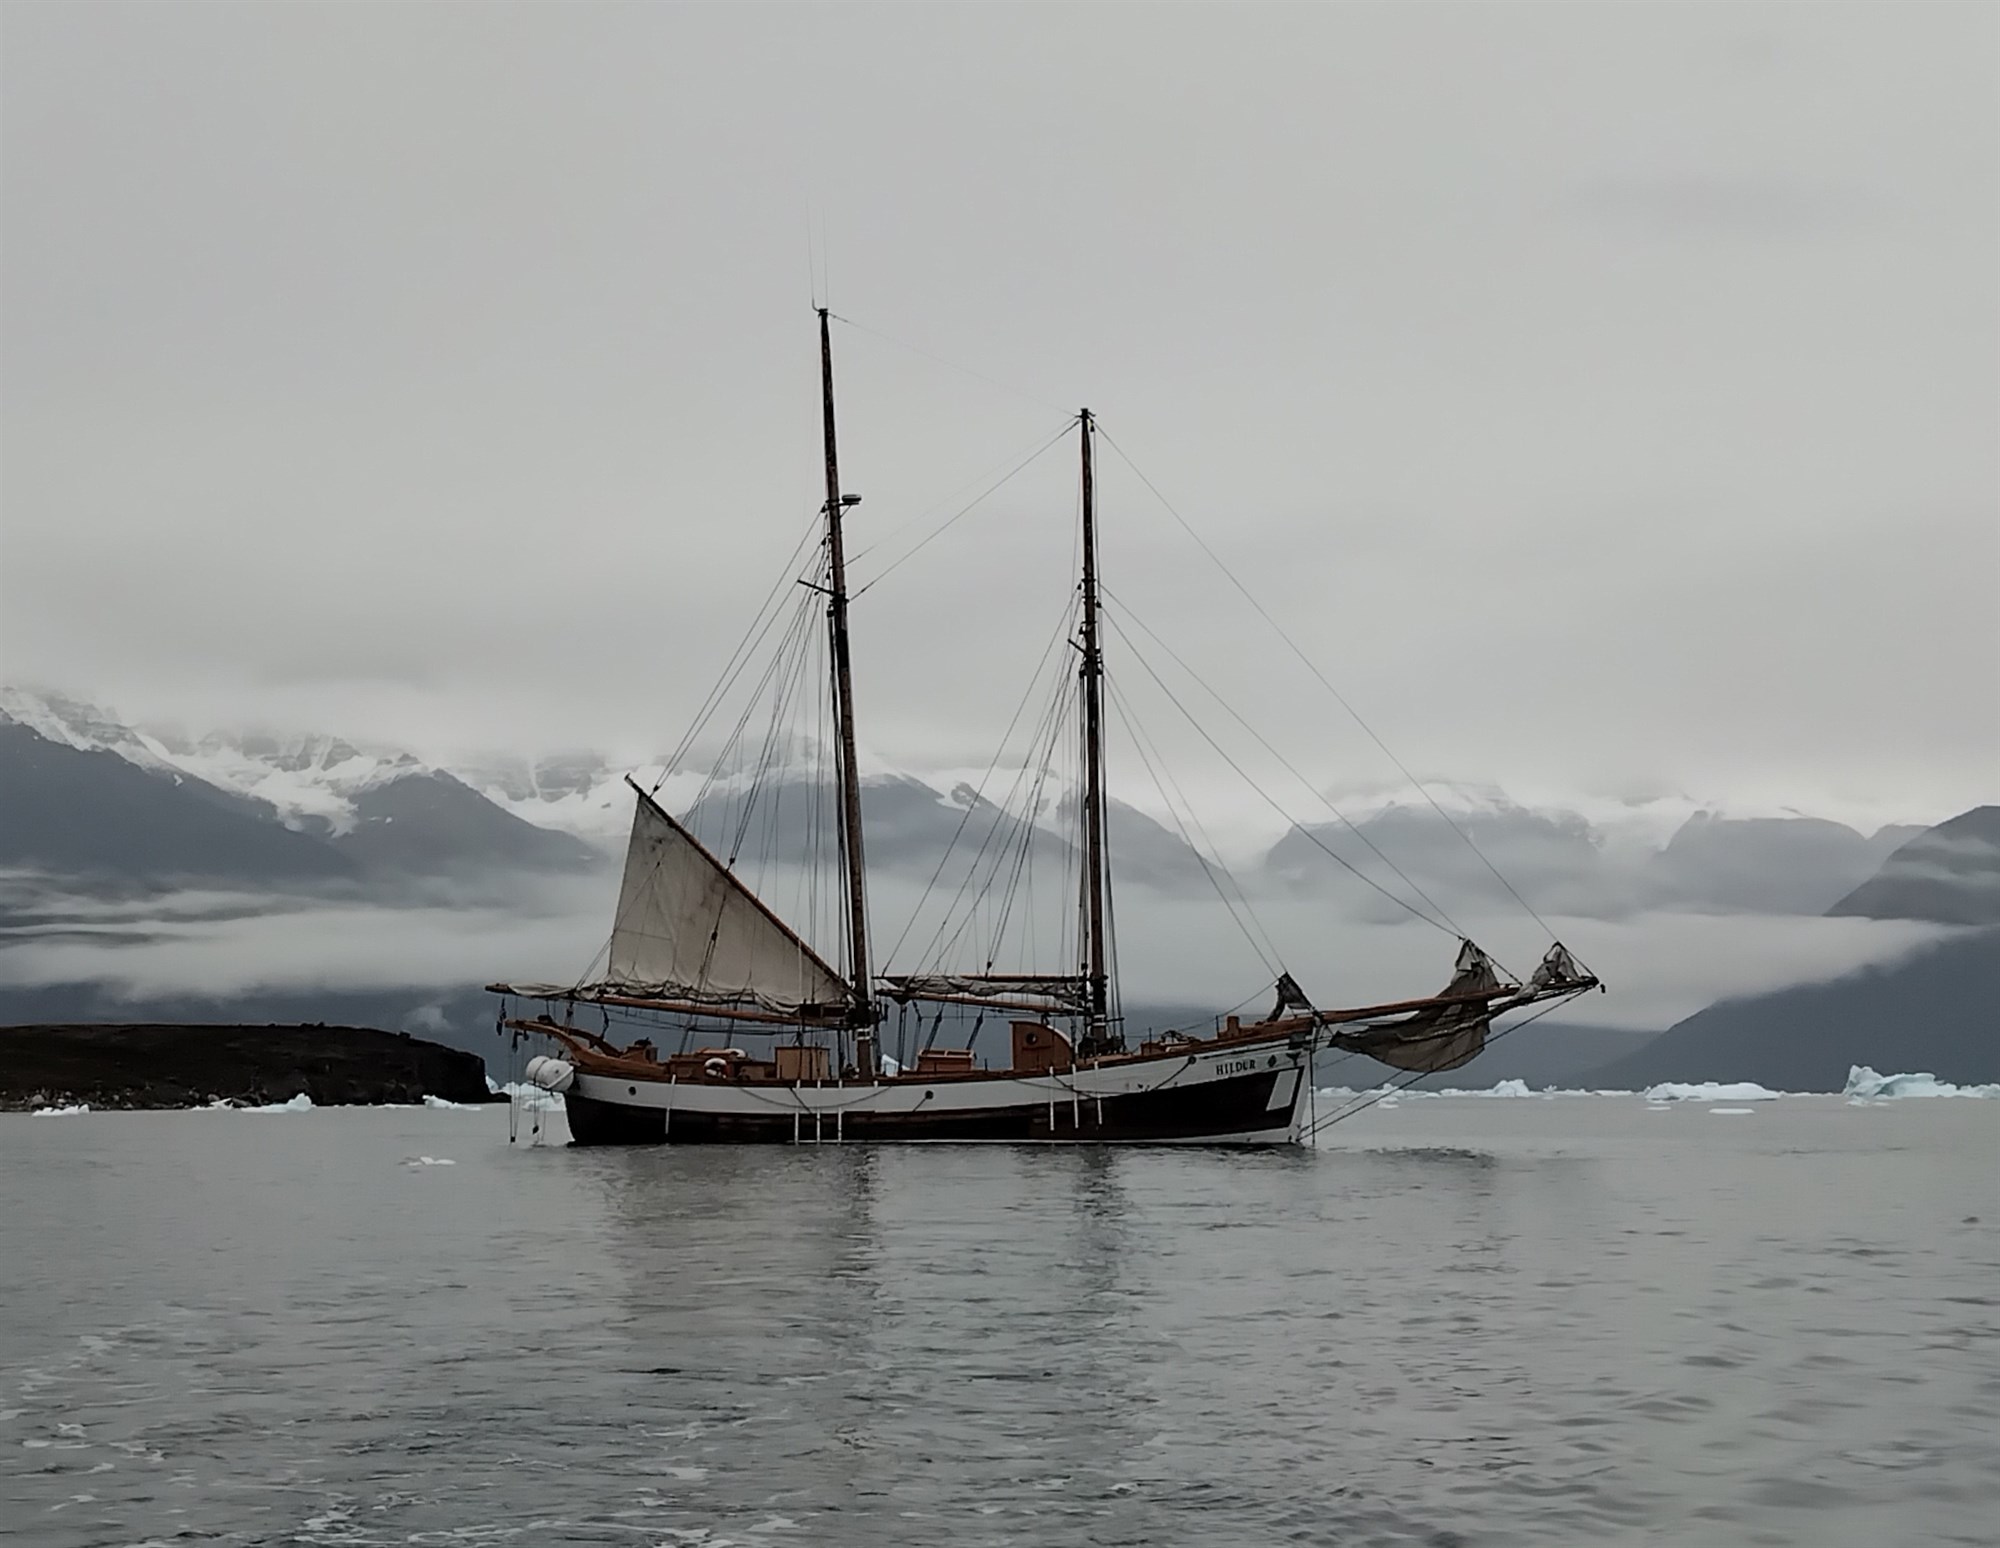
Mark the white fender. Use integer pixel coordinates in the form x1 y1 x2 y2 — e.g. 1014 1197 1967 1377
530 1058 575 1094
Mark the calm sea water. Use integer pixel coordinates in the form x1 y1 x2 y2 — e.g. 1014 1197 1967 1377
3 1096 1996 1547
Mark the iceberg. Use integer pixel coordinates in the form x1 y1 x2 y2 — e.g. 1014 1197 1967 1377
30 1104 89 1118
1642 1081 1785 1102
1843 1066 2000 1100
420 1095 480 1110
242 1093 314 1113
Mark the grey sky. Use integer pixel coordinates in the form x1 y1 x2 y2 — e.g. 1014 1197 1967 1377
3 1 1995 827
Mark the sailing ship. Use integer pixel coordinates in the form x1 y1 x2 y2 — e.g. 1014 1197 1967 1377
491 310 1599 1145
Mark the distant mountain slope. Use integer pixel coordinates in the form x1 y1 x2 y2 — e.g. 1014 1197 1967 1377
1646 813 1919 915
1587 927 2000 1090
0 721 354 885
1827 806 2000 926
330 771 600 874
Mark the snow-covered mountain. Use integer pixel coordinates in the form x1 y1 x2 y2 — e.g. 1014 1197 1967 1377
0 688 600 882
4 687 433 839
0 685 1956 919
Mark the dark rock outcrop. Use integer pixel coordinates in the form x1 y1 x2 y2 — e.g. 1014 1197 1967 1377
0 1023 496 1111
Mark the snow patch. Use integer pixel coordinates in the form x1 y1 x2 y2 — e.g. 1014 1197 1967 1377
1844 1066 2000 1100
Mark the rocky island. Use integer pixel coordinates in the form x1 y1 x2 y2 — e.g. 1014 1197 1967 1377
0 1023 497 1111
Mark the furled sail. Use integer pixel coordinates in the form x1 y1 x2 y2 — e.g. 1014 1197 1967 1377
590 785 855 1019
1325 940 1503 1073
878 973 1093 1012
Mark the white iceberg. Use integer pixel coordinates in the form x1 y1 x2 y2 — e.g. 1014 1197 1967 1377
421 1095 480 1110
1843 1066 2000 1100
241 1093 314 1113
1642 1081 1785 1102
30 1104 89 1118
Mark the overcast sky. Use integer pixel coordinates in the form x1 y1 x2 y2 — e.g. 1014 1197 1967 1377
4 1 1995 829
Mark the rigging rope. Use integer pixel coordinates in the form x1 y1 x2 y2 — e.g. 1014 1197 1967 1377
828 312 1073 416
1095 425 1566 949
1101 610 1460 939
1102 582 1470 941
1104 676 1283 981
851 422 1075 596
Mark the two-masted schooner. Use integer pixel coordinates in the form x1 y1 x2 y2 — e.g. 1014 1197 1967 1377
491 310 1598 1145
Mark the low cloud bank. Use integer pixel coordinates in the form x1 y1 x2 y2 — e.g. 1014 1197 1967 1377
0 865 1958 1035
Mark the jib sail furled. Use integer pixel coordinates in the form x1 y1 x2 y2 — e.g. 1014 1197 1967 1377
1323 940 1502 1073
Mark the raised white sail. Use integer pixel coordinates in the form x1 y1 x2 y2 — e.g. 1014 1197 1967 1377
598 785 853 1018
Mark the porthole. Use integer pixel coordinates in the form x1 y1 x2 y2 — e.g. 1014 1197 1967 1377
628 1085 637 1095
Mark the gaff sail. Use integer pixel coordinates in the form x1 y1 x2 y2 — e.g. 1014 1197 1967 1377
565 783 855 1020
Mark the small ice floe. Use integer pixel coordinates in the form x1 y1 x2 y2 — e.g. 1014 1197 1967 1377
1642 1081 1785 1103
402 1155 456 1167
31 1104 89 1117
1707 1107 1758 1115
1438 1079 1537 1098
421 1095 479 1110
1843 1066 2000 1100
238 1094 314 1113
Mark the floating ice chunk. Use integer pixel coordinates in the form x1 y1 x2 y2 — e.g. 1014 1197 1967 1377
421 1095 479 1110
31 1104 89 1117
1708 1106 1758 1115
240 1093 313 1113
491 1080 564 1110
1642 1081 1785 1102
403 1155 456 1167
1843 1066 2000 1100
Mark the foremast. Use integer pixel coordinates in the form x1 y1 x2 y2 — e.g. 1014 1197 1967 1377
819 307 878 1075
1077 408 1117 1055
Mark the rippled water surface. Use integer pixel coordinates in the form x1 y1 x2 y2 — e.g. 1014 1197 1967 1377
4 1097 1997 1546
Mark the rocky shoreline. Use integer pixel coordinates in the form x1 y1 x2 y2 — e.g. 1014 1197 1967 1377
0 1023 498 1112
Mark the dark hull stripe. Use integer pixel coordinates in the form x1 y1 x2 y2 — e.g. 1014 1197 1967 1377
564 1068 1297 1146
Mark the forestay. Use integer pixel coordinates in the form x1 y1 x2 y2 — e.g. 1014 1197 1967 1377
596 787 854 1019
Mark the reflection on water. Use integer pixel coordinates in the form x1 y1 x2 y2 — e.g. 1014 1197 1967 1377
1 1098 1997 1547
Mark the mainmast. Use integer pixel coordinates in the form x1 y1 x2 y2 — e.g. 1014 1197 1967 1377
1078 408 1113 1049
818 307 876 1076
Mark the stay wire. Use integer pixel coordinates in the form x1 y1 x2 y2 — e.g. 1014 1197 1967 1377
1095 425 1566 950
851 421 1075 596
883 592 1079 968
827 312 1074 417
1100 610 1458 938
653 512 825 791
1103 581 1469 942
1112 676 1280 984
